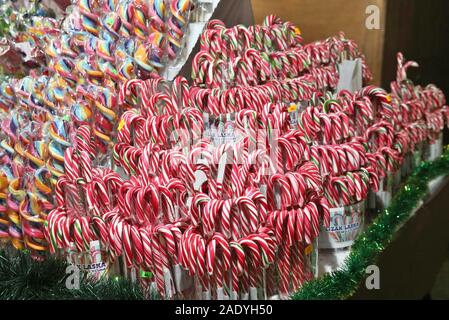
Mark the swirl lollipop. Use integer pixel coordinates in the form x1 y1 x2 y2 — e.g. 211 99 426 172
93 86 118 159
101 11 122 42
115 39 137 80
134 34 166 77
117 0 135 37
7 171 27 251
75 54 104 83
167 0 191 60
117 56 136 81
47 117 73 185
19 191 48 256
52 57 78 86
71 100 94 127
78 0 101 36
0 82 16 113
133 0 150 40
149 0 167 33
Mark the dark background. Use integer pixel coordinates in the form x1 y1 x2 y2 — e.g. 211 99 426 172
382 0 449 98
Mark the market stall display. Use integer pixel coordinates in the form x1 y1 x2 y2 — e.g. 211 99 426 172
0 1 448 301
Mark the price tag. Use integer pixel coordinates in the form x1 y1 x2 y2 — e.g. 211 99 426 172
117 119 125 131
140 270 153 279
288 103 298 129
304 244 313 256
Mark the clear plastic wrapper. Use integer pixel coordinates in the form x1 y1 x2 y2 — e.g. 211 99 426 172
425 132 443 162
166 0 192 64
369 173 394 211
92 85 118 166
191 0 213 23
18 121 49 259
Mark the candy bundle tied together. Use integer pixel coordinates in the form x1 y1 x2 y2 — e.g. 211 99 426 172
47 125 119 278
1 12 449 300
389 53 447 166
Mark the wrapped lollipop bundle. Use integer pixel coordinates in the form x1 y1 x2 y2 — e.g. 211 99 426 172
46 125 119 279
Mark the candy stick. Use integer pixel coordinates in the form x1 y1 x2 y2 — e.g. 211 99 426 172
229 240 246 299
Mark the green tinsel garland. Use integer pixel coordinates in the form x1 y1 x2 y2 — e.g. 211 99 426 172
292 146 449 300
0 250 146 300
0 147 449 300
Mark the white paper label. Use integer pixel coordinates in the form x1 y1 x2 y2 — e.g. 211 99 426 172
203 290 211 300
216 153 227 185
319 203 364 249
174 264 192 292
250 287 258 300
337 59 363 93
163 268 174 299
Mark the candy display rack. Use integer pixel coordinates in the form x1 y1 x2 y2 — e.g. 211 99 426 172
1 0 448 301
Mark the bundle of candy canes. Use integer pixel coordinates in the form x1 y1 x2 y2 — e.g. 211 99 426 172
199 16 303 60
192 33 372 88
111 85 330 298
389 53 447 165
362 53 449 203
47 125 121 278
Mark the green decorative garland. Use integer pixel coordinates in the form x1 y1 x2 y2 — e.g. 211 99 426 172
0 250 147 300
292 146 449 300
0 147 448 300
